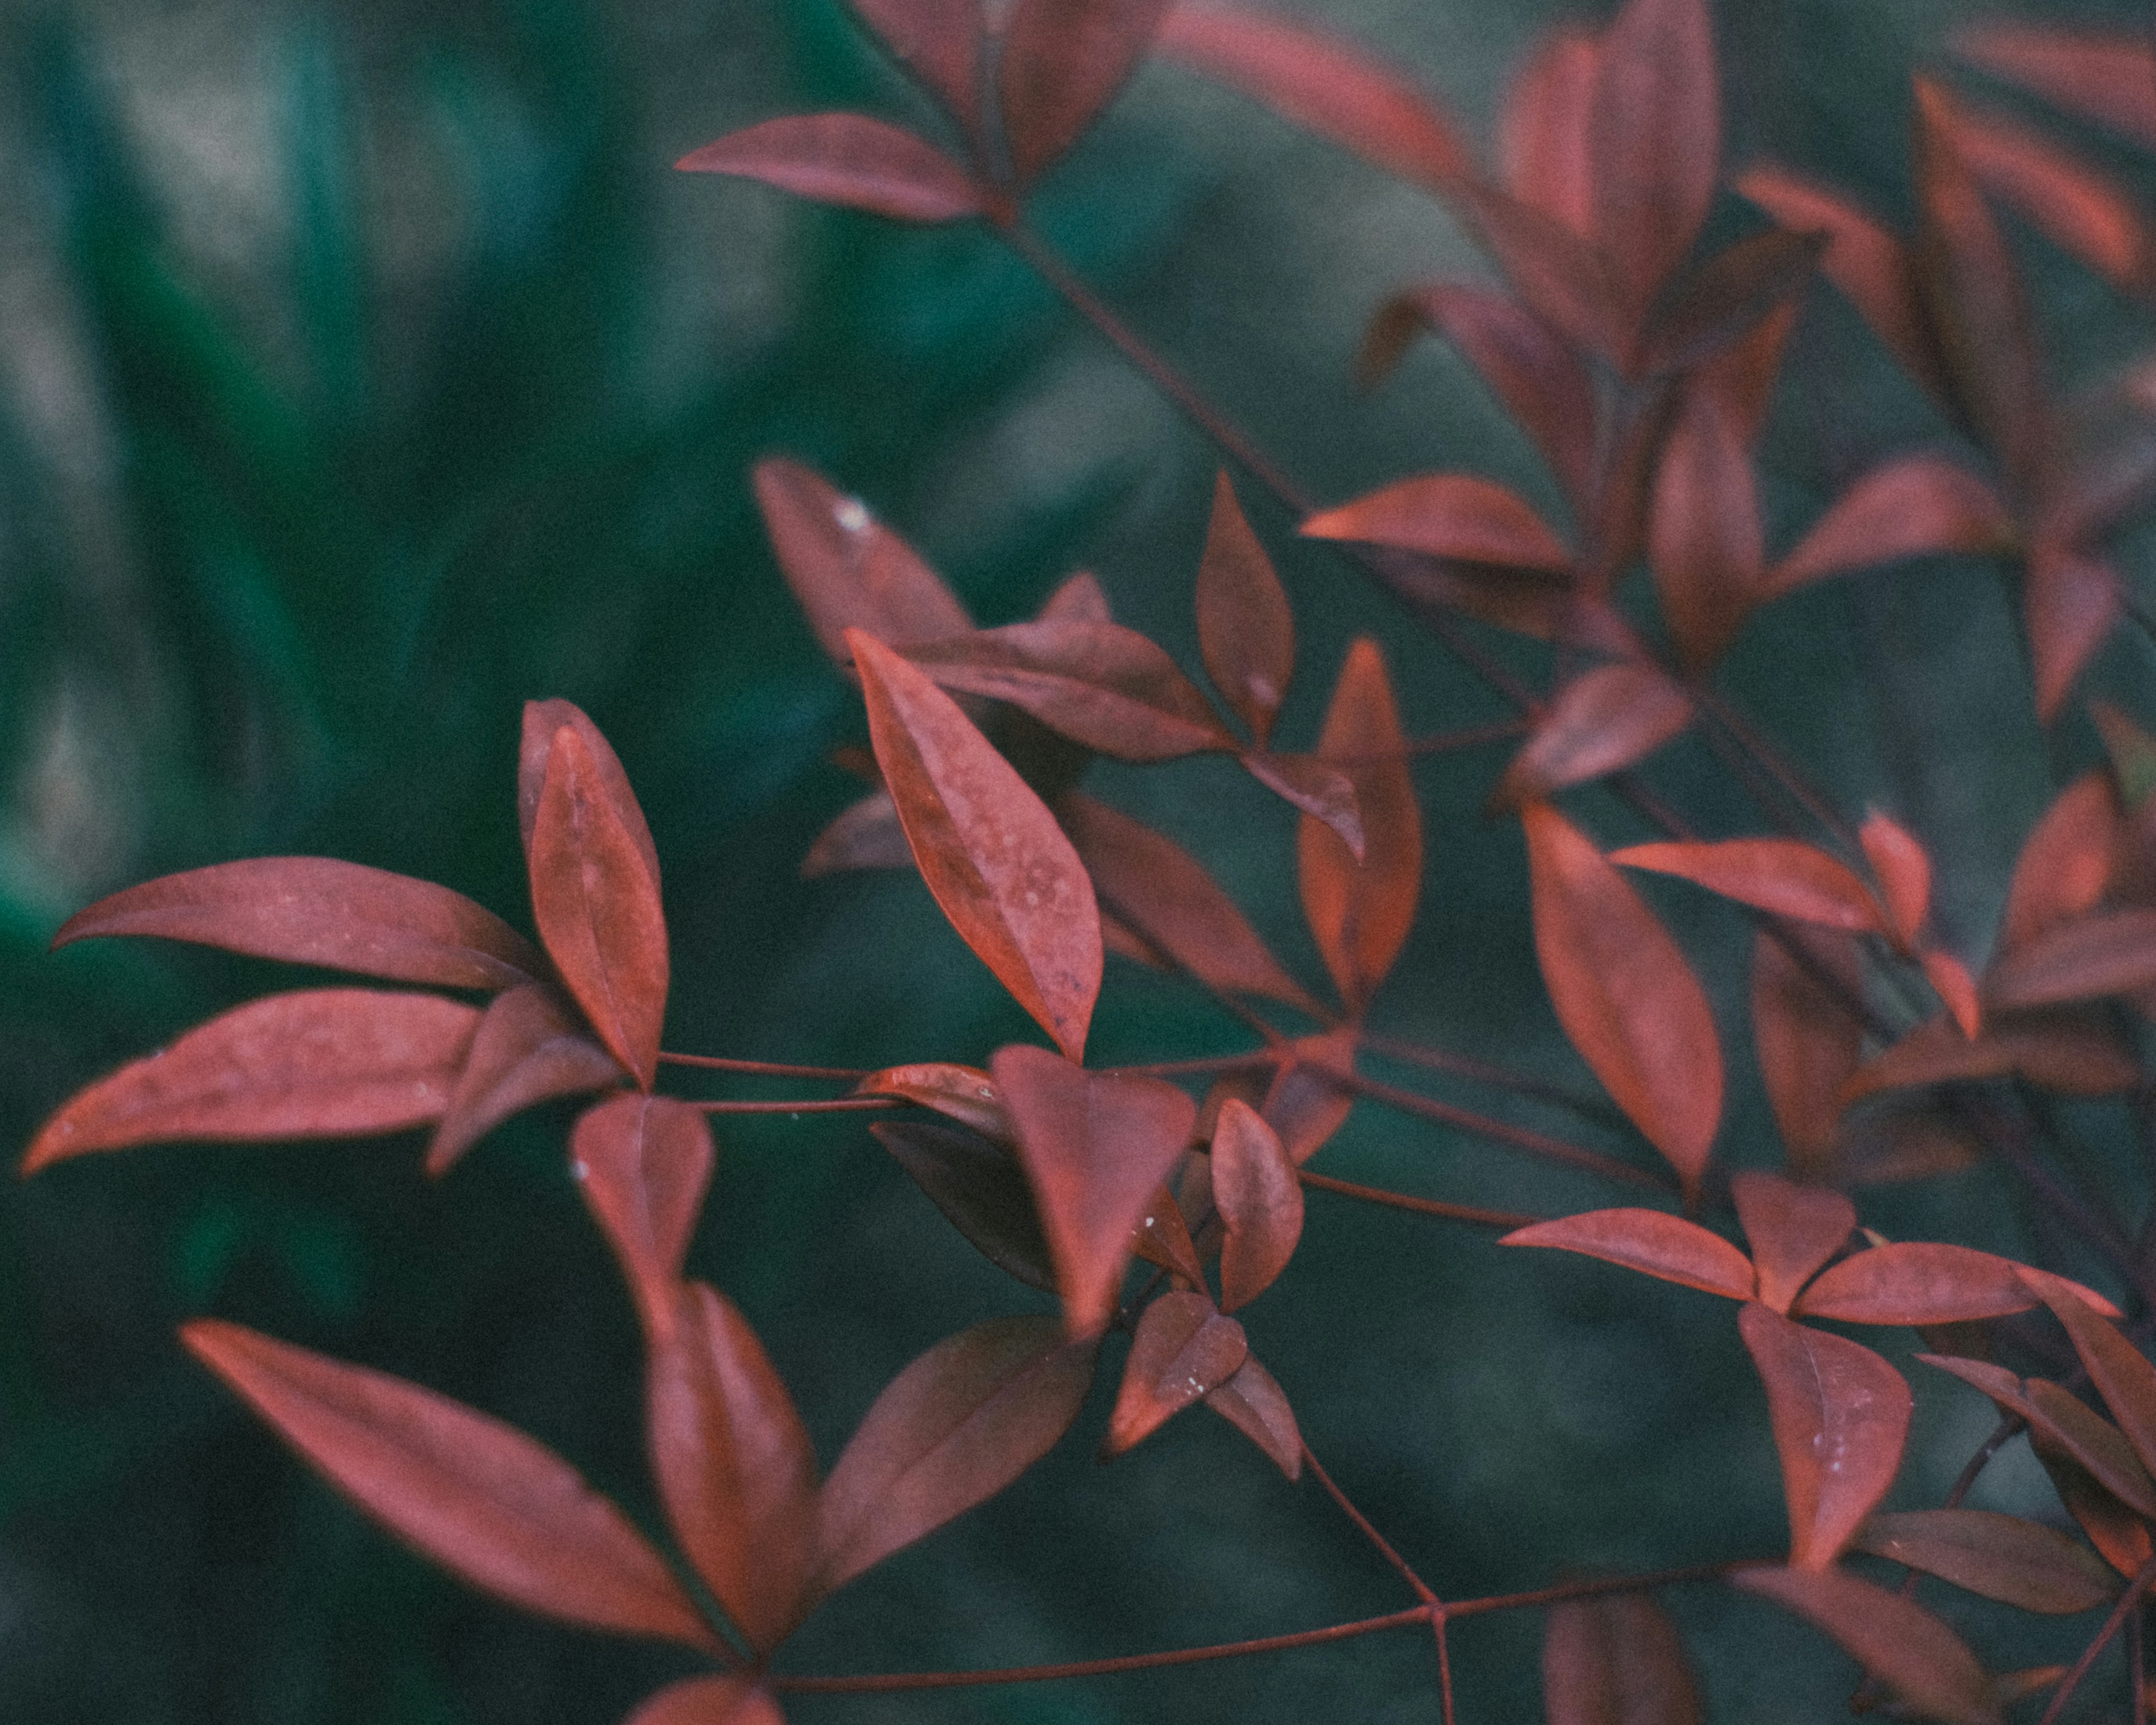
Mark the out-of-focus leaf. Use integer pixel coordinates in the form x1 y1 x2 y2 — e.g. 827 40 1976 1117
529 726 669 1090
999 0 1170 186
1500 26 1600 238
1953 23 2156 150
24 989 478 1172
1939 101 2155 299
1794 1242 2116 1325
1638 229 1824 379
1522 803 1723 1198
54 858 546 992
873 1119 1056 1293
1647 385 1760 672
428 985 620 1176
570 1094 714 1336
2024 542 2120 723
1854 1509 2115 1615
815 1316 1097 1591
1985 906 2156 1009
1922 1354 2156 1518
1733 1565 2001 1725
1263 1030 1357 1163
1451 180 1627 361
803 790 912 876
1195 472 1295 746
1752 928 1863 1181
1842 1008 2141 1102
1541 1590 1702 1725
1241 752 1365 860
2020 1277 2156 1481
1921 952 1982 1041
1502 1209 1755 1300
849 0 984 132
624 1678 786 1725
1204 1352 1302 1479
1211 1099 1303 1311
992 1044 1197 1334
1699 297 1798 447
677 116 986 221
852 631 1102 1061
2093 702 2156 810
1858 811 1930 951
1739 1303 1910 1569
1767 458 2012 595
1999 772 2118 953
180 1321 712 1648
1301 474 1572 571
1495 664 1693 808
1610 838 1881 933
1103 1290 1248 1454
1730 1171 1854 1315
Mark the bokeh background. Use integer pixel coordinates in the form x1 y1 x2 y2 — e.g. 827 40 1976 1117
3 0 2156 1718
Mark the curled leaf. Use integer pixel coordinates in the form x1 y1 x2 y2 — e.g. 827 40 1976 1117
519 701 660 886
858 1062 1011 1141
1858 811 1930 951
873 1119 1055 1293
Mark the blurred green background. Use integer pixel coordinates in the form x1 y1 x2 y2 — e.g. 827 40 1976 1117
4 0 2156 1719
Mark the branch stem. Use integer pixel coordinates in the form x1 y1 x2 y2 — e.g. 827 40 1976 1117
1299 1170 1541 1231
659 1052 871 1080
1340 1069 1671 1192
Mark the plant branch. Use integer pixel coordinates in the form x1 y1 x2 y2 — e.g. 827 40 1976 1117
1299 1170 1541 1231
686 1097 897 1114
1355 1030 1628 1131
1303 1441 1438 1605
1338 1069 1672 1193
1445 1560 1756 1619
659 1052 871 1080
2038 1551 2156 1725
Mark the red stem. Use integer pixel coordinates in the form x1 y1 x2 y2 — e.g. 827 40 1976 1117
1444 1559 1754 1619
1339 1069 1671 1193
2039 1552 2156 1725
1355 1030 1625 1127
659 1052 873 1080
687 1097 896 1115
1298 1170 1542 1231
1303 1441 1438 1605
1106 1051 1282 1079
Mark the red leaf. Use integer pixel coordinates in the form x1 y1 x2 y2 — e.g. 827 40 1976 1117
852 631 1102 1061
1153 3 1470 188
1767 457 2012 595
677 116 985 222
1059 794 1318 1013
1853 1509 2117 1616
1130 1184 1205 1286
1521 804 1724 1197
873 1118 1055 1293
1735 167 1949 403
1646 387 1760 672
2020 1276 2156 1481
753 459 972 667
802 790 911 876
1793 1240 2117 1325
1637 229 1825 379
1730 1171 1855 1316
1921 1354 2156 1519
1922 952 1983 1041
1858 811 1930 951
1501 1208 1755 1300
1500 27 1600 238
2000 772 2121 954
999 0 1168 186
54 858 546 993
1541 1590 1703 1725
1842 1008 2142 1103
847 0 984 131
1610 838 1883 934
1739 1304 1911 1569
1751 928 1863 1180
1366 285 1595 505
1588 0 1721 325
992 1045 1198 1335
1985 906 2156 1010
1697 296 1798 449
1195 472 1295 746
180 1320 711 1648
1495 664 1694 808
902 620 1232 760
1298 640 1422 1012
1204 1352 1303 1480
1953 24 2156 151
2025 541 2121 723
648 1284 818 1650
1940 101 2155 299
1038 569 1112 624
624 1678 785 1725
1451 181 1628 362
1211 1099 1303 1311
1732 1565 2002 1725
519 701 660 887
1262 1031 1357 1164
529 727 669 1090
1301 474 1572 571
427 985 620 1176
2033 1426 2154 1578
570 1094 715 1338
1103 1290 1249 1454
858 1061 1012 1142
1241 752 1365 860
24 989 479 1172
815 1316 1097 1591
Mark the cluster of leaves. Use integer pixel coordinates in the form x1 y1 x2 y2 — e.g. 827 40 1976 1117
38 0 2156 1721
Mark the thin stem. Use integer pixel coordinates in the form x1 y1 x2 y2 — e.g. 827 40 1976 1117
1303 1442 1437 1605
769 1607 1436 1692
1356 1030 1628 1130
1299 1170 1542 1231
1339 1069 1672 1193
2039 1552 2156 1725
1692 686 1862 853
1106 1051 1282 1080
686 1097 896 1115
1433 1614 1458 1725
1445 1560 1755 1620
659 1052 872 1080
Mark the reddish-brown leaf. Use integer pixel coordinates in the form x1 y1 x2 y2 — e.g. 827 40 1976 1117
993 1045 1197 1333
1262 1031 1357 1164
428 985 621 1176
848 0 983 131
648 1283 819 1650
2000 772 2121 953
2030 1423 2155 1578
569 1093 714 1337
180 1320 712 1648
1751 928 1863 1180
1794 1241 2117 1326
24 989 479 1172
1298 640 1422 1013
1731 1172 1855 1316
1733 1565 2001 1725
999 0 1168 186
1038 569 1112 624
1588 0 1720 326
1204 1352 1303 1479
852 631 1102 1061
1697 296 1798 448
2025 541 2121 723
1195 473 1295 746
517 704 660 889
677 115 985 221
1941 101 2155 299
2021 1277 2156 1481
1495 664 1694 808
1211 1099 1303 1311
803 791 910 876
1853 1509 2116 1616
815 1316 1097 1591
1735 167 1949 403
1922 952 1983 1041
873 1119 1055 1293
1500 26 1600 238
1841 1008 2142 1103
1953 24 2156 152
1738 1303 1911 1569
1767 458 2012 596
1301 474 1572 571
1521 803 1724 1197
1986 906 2156 1010
1921 1354 2156 1519
1858 811 1930 951
858 1062 1012 1141
1638 229 1825 380
1541 1590 1703 1725
54 858 546 993
1647 386 1760 673
754 460 972 667
1060 795 1318 1013
1610 839 1880 934
1240 751 1365 860
1103 1290 1249 1455
903 620 1232 761
1153 3 1470 188
623 1677 786 1725
1501 1209 1755 1300
1452 179 1628 361
529 727 669 1090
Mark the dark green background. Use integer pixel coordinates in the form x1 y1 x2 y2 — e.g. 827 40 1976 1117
2 0 2154 1718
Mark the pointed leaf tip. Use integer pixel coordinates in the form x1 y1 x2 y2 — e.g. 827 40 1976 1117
677 115 986 222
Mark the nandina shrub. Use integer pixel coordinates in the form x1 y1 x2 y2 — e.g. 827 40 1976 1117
31 0 2156 1719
